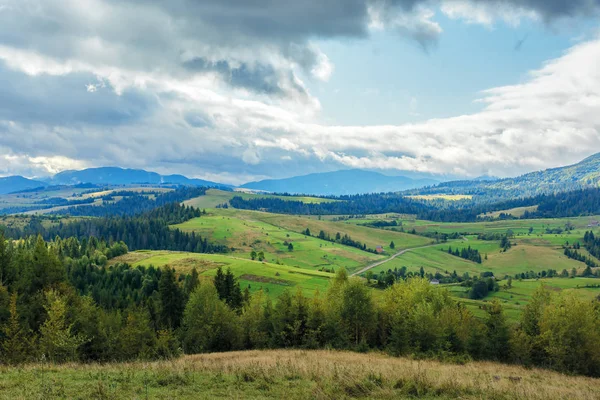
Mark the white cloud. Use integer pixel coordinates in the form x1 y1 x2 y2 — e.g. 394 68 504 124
441 1 539 26
1 0 600 183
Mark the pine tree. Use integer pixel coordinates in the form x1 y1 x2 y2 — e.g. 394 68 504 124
158 267 184 329
1 293 33 364
39 290 87 363
389 241 395 250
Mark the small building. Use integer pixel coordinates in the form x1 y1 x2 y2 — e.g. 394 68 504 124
376 245 384 254
588 220 599 227
430 279 440 285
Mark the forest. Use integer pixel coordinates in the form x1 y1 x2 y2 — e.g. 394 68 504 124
230 187 600 222
4 203 227 254
0 232 598 378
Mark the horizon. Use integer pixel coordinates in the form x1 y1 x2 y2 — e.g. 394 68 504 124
1 1 600 185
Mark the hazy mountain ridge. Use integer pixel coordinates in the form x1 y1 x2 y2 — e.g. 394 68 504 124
48 167 228 188
2 153 600 197
241 169 439 196
0 176 48 194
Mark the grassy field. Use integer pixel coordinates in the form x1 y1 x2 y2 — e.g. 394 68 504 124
172 210 390 274
361 235 587 278
406 194 473 201
0 215 80 230
448 277 600 321
479 206 539 219
389 216 597 236
1 349 598 399
112 251 333 298
183 189 338 209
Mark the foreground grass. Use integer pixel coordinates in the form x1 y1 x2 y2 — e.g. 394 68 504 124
1 350 598 399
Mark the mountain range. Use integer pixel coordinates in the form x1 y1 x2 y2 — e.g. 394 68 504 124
1 153 599 197
48 167 226 188
0 176 47 195
241 169 439 196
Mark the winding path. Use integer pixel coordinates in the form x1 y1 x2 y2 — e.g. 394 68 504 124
351 243 440 276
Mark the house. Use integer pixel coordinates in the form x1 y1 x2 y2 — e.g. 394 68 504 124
376 245 384 254
587 220 599 228
430 279 440 285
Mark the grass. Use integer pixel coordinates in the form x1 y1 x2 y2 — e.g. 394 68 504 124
183 189 338 209
1 349 598 399
171 210 386 274
479 206 539 219
0 215 80 230
361 235 586 278
448 277 600 321
220 208 432 251
112 251 333 298
406 194 473 201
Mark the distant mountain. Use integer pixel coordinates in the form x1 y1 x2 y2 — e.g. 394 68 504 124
0 176 47 194
49 167 228 188
410 152 600 199
240 169 438 196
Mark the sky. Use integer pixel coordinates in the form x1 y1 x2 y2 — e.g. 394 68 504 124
0 0 600 185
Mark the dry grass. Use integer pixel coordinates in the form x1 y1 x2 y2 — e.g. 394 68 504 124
1 350 598 399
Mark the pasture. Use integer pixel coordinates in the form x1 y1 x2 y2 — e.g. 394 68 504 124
183 189 338 209
172 210 387 274
111 250 332 298
448 277 600 321
406 194 473 201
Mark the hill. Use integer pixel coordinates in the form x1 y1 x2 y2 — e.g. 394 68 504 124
1 350 597 399
414 152 600 199
49 167 228 187
0 176 47 194
241 169 438 195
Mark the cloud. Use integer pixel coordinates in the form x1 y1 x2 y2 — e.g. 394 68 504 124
1 0 600 183
441 0 600 26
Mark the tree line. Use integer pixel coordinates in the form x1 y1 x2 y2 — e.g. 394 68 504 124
445 246 482 263
5 203 227 254
229 188 600 223
54 186 209 217
302 228 376 253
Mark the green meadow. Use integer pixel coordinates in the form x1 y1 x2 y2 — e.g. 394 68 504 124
112 250 333 299
448 277 600 321
182 189 338 209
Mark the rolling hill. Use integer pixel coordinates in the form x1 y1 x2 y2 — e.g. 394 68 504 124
0 176 47 194
241 169 438 195
410 152 600 199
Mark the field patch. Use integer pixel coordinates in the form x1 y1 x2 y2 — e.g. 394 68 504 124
183 189 339 209
479 205 538 219
115 251 333 298
171 210 386 274
407 194 473 201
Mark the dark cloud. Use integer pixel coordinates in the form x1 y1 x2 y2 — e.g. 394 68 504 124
0 62 157 127
183 58 284 95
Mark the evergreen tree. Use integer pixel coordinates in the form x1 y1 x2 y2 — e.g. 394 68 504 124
39 290 87 363
1 293 33 364
158 267 184 329
485 300 510 361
